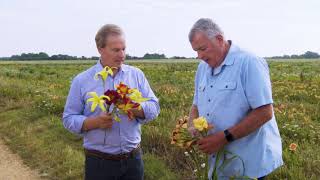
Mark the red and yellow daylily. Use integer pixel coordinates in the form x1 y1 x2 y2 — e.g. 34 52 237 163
86 92 110 112
116 82 130 97
104 90 121 105
117 97 140 119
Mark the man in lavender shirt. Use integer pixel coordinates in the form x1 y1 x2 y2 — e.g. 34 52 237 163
62 24 160 180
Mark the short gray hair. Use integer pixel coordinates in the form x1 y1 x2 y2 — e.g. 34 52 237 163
188 18 224 42
95 24 124 49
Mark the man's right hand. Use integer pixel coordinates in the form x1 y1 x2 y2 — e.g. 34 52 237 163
82 112 113 131
96 112 113 129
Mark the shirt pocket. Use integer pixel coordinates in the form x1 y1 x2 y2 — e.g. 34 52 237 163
196 83 207 115
217 81 237 91
197 84 206 102
216 81 237 106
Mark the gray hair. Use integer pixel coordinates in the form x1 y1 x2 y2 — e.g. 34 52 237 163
188 18 224 42
95 24 124 49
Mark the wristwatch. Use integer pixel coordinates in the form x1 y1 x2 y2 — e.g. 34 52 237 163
224 129 235 142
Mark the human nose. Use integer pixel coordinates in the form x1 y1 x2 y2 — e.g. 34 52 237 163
118 50 125 59
197 51 204 59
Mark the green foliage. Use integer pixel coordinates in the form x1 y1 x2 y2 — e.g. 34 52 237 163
144 153 178 180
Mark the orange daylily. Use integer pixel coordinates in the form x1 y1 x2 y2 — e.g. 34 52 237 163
289 143 298 151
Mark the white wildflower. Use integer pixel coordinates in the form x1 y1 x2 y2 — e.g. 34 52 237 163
201 163 206 168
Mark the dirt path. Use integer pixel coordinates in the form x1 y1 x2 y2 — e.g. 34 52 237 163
0 138 41 180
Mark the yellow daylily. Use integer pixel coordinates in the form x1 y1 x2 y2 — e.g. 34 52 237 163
86 92 110 112
128 88 150 103
94 66 114 81
113 115 121 122
193 117 208 131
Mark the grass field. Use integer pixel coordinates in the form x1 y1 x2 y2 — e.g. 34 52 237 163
0 59 319 179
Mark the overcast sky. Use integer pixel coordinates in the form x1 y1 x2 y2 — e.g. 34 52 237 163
1 0 319 58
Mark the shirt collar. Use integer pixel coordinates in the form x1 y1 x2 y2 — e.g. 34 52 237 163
212 40 238 75
94 59 129 74
222 40 238 66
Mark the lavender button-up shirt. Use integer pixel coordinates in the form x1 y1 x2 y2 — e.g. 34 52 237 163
63 61 160 154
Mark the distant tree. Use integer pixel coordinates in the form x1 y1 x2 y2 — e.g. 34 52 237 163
290 54 300 59
126 54 140 60
269 51 320 59
142 53 166 59
302 51 319 58
90 56 99 60
49 54 77 60
39 52 50 59
10 52 49 60
171 56 187 59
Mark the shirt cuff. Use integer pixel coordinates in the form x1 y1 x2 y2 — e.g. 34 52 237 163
136 101 158 124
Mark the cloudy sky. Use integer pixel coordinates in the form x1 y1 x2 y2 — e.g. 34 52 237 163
1 0 319 58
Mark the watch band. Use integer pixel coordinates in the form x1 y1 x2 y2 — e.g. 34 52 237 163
224 129 235 142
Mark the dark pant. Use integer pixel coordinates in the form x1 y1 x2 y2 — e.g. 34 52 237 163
85 150 144 180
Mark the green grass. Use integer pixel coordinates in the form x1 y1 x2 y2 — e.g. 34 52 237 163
0 59 319 179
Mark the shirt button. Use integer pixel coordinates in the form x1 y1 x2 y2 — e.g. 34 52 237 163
225 85 228 88
207 113 209 116
210 85 213 88
208 99 211 102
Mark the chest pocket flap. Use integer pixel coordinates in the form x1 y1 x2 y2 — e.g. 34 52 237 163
218 81 237 90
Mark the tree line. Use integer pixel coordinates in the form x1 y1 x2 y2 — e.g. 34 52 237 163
270 51 320 59
0 52 191 61
0 51 319 61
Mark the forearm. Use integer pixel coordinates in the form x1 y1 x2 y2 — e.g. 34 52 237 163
188 105 199 127
228 104 273 140
81 117 99 132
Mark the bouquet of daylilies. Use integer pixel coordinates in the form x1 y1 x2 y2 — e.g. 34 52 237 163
86 66 149 121
171 116 213 180
171 116 255 180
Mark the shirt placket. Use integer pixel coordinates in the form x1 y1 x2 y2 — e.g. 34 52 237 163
205 68 215 120
112 71 125 153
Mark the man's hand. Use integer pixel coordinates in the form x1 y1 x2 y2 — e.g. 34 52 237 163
197 131 228 154
128 108 145 120
96 112 113 129
82 112 113 131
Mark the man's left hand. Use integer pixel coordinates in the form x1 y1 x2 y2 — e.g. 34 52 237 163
197 131 228 154
128 108 145 119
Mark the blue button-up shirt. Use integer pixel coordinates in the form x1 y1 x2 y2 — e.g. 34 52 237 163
193 42 283 178
63 61 160 154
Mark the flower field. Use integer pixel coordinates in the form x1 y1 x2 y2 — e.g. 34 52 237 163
0 59 319 179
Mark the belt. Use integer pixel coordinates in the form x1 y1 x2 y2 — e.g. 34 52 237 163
84 144 141 161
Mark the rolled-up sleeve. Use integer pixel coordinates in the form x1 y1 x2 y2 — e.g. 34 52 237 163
244 57 273 109
62 77 87 135
136 72 160 124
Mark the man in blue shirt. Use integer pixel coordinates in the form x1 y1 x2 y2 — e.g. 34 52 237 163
188 18 283 179
63 24 160 180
